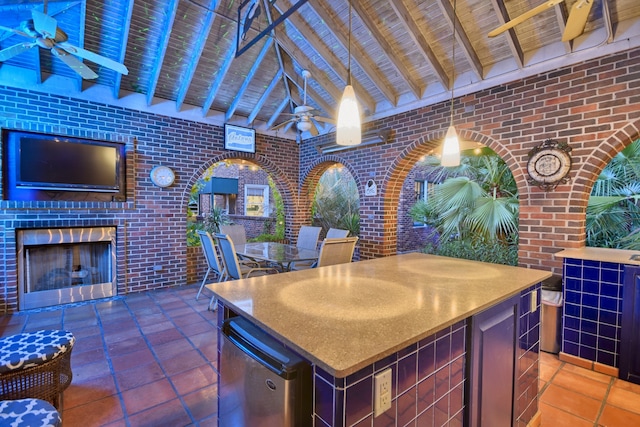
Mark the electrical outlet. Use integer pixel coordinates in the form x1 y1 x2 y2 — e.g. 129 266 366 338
530 290 537 313
374 368 392 417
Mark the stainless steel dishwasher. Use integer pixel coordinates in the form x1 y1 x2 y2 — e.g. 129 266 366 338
219 316 312 427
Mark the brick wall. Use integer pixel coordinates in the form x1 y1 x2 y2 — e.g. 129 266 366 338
302 47 640 271
0 90 300 313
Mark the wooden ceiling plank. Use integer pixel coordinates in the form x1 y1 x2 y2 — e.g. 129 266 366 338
350 1 422 99
247 68 283 125
145 0 180 106
201 42 236 116
225 37 274 121
113 0 134 99
175 0 220 111
389 0 450 89
302 0 398 105
435 0 484 82
553 0 572 52
489 0 525 68
267 96 291 129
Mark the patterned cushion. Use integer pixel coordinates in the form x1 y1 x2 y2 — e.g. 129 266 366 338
0 399 61 427
0 330 75 374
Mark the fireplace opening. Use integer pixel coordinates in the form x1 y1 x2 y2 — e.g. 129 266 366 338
17 227 116 310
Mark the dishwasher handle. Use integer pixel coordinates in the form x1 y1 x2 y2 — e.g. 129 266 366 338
223 317 306 380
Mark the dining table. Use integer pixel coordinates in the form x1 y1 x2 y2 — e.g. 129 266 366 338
234 241 319 271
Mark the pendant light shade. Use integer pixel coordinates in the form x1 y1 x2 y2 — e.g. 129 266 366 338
336 84 361 146
441 125 460 167
336 0 361 146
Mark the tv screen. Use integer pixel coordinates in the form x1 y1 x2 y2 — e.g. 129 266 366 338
18 137 119 191
2 130 126 200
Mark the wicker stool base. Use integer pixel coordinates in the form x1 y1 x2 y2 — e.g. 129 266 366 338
0 347 73 410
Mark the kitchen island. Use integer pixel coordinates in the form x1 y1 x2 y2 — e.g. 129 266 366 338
207 253 551 426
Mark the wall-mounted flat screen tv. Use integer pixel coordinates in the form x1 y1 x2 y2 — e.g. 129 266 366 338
4 130 125 193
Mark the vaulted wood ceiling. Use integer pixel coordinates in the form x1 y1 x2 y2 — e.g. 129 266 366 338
1 0 639 141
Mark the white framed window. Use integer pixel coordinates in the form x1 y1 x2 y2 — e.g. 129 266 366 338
414 180 436 226
244 185 269 217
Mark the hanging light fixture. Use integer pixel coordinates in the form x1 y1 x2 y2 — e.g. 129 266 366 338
441 0 460 167
336 0 361 146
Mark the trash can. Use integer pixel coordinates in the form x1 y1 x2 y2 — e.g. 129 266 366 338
540 275 563 354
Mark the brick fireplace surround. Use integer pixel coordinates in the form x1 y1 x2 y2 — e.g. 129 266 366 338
2 47 640 314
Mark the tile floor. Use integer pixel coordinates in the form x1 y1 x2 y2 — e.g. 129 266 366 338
1 284 639 427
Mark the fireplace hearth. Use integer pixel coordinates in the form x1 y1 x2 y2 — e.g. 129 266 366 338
17 227 117 310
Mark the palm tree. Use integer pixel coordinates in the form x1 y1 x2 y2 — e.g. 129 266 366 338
587 139 640 248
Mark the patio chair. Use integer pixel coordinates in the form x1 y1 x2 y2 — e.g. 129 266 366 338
289 226 322 270
220 224 247 246
214 233 280 281
315 237 359 268
196 230 227 310
326 228 349 238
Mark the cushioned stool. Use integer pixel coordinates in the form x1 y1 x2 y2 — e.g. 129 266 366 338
0 398 61 427
0 330 75 410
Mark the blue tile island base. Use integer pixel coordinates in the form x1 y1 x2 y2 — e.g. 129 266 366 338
209 253 550 426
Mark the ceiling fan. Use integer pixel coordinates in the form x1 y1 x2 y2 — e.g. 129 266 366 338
272 70 335 139
489 0 594 42
0 1 128 79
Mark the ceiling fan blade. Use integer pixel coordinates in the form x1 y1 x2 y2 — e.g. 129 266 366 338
31 10 57 39
0 25 34 40
308 122 319 136
271 118 296 131
51 47 98 79
0 42 36 61
57 42 129 75
313 116 335 125
562 0 594 41
488 0 564 37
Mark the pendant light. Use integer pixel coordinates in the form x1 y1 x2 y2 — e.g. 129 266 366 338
441 0 460 167
336 0 361 146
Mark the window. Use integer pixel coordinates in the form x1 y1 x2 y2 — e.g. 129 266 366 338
414 180 435 226
245 185 269 217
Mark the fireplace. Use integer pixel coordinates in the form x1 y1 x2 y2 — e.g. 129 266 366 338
17 227 117 310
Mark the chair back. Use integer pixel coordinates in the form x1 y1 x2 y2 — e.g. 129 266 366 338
316 237 359 268
220 224 247 246
326 228 349 238
215 233 244 280
296 226 322 250
197 230 223 275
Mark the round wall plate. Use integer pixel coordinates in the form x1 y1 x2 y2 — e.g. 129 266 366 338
150 166 175 188
527 139 572 191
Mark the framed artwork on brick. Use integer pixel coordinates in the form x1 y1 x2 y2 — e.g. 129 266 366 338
224 124 255 153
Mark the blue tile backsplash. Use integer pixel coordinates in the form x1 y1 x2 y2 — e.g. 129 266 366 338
562 257 624 367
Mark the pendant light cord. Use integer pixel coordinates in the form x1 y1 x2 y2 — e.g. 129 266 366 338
449 0 457 125
347 1 352 86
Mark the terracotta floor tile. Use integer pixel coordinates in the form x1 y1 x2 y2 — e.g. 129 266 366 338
562 363 612 384
539 401 593 427
159 348 208 376
551 369 611 400
62 395 124 427
127 398 192 427
607 386 640 415
541 383 603 421
153 337 194 360
121 378 178 415
612 378 640 394
170 364 218 396
110 347 156 372
598 404 640 427
65 373 119 409
539 360 561 383
115 361 166 391
105 335 147 356
182 384 219 421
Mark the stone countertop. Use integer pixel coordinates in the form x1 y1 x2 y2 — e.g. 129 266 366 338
207 253 551 377
555 247 640 265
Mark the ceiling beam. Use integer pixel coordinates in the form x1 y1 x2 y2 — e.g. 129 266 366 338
247 68 283 125
225 37 274 121
175 0 220 111
287 0 398 105
145 0 179 106
267 96 291 129
350 1 422 99
388 0 450 89
489 0 525 68
435 0 484 82
553 0 572 52
113 0 134 99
